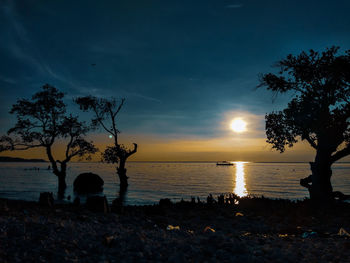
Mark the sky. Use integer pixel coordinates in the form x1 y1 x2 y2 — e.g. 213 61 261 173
1 0 350 162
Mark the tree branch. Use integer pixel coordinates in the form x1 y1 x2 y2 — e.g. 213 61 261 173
65 135 74 159
113 98 125 118
304 133 317 149
331 145 350 163
126 143 138 158
92 106 113 135
0 136 43 151
109 105 118 137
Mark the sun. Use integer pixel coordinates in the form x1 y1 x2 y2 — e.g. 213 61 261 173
231 118 247 133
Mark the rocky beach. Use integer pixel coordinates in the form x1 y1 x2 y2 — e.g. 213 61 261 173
1 197 350 263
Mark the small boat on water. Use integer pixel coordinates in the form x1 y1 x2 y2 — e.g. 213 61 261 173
216 161 234 166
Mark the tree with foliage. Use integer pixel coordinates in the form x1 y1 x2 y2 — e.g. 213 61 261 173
0 84 98 198
75 96 137 192
259 47 350 202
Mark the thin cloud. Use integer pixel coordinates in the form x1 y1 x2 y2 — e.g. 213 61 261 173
0 75 17 85
2 1 31 43
1 1 82 90
124 92 161 103
226 4 243 9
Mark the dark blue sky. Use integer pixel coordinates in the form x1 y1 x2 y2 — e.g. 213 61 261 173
1 0 350 160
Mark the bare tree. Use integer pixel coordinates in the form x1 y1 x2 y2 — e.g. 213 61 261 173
0 84 98 198
75 96 137 191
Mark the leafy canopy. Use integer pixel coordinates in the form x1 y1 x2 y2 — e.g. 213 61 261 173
259 47 350 162
0 84 97 163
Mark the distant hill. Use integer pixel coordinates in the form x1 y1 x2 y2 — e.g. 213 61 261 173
0 156 47 162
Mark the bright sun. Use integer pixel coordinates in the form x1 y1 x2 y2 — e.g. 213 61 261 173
231 118 247 133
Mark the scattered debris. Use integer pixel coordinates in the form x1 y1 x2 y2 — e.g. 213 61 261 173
2 197 350 262
167 225 180 231
338 228 350 237
302 232 317 238
203 226 216 233
104 235 116 246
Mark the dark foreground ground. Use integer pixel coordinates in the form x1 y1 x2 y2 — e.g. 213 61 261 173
1 197 350 263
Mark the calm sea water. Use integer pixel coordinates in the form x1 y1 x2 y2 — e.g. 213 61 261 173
0 162 350 205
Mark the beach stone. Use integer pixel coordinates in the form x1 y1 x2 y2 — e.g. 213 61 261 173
159 198 172 207
86 196 109 213
38 192 54 207
73 173 104 194
73 197 80 206
0 199 9 212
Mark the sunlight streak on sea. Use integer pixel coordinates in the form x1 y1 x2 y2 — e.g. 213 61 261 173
234 162 248 197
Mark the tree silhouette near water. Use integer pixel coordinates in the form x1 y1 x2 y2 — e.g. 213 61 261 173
75 96 137 196
259 46 350 202
0 85 98 198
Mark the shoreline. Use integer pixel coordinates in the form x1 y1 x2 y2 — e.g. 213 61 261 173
3 159 350 163
1 197 350 262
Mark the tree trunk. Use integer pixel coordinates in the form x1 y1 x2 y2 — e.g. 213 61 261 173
57 173 67 199
115 144 137 198
57 162 67 199
309 151 333 203
117 158 128 190
45 146 68 199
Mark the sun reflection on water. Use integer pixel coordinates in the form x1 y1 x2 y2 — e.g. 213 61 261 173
234 161 248 197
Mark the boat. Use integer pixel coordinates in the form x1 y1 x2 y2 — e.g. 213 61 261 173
216 161 234 166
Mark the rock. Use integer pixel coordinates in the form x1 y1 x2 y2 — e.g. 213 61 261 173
38 192 54 207
86 196 109 213
0 199 9 212
159 198 172 207
111 197 124 213
73 197 80 206
73 173 104 194
104 235 116 246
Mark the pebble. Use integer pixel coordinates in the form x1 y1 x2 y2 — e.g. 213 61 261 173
1 198 350 262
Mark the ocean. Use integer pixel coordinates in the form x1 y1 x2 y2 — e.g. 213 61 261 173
0 162 349 205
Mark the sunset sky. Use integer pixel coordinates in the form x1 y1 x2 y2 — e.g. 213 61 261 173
1 0 350 162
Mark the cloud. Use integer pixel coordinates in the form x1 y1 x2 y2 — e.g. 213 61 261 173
123 91 161 103
1 1 82 90
0 75 16 85
2 1 31 43
226 4 243 9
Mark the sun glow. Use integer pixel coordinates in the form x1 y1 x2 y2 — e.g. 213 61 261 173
231 118 247 133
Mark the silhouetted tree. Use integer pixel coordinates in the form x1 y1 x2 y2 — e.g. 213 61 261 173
259 47 350 202
75 96 137 192
0 85 98 198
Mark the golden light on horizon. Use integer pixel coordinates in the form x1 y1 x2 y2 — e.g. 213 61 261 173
230 118 247 133
234 161 248 197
